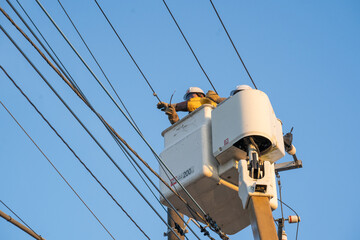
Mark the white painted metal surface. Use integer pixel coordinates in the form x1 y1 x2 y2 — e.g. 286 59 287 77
159 105 250 234
211 89 285 164
238 160 278 209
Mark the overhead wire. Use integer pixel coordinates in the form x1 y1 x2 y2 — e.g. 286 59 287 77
57 0 142 134
0 66 142 240
161 0 218 94
8 0 87 101
0 99 115 240
89 0 212 220
3 4 228 239
0 199 40 238
0 17 183 240
276 173 300 240
2 2 194 224
209 0 258 89
278 199 300 240
93 0 161 102
110 135 196 240
34 0 211 225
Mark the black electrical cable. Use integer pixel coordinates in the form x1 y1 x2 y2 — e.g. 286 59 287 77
8 0 87 102
0 66 145 240
278 199 300 240
161 0 218 94
110 133 201 240
1 4 202 227
0 199 40 238
0 98 116 240
0 24 183 240
57 0 142 134
111 135 196 240
93 0 161 102
2 6 226 239
34 0 210 222
209 0 258 89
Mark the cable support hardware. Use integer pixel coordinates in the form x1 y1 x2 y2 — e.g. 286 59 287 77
2 6 227 239
0 97 115 240
161 0 218 93
0 23 183 240
0 66 145 240
93 0 161 102
209 0 258 89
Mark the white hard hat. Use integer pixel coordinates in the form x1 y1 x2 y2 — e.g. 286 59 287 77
230 85 252 96
183 87 205 100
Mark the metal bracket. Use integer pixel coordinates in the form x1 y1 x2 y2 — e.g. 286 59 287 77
275 160 303 173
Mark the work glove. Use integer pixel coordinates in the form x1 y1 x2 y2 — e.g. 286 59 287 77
206 90 226 104
165 105 179 124
157 102 177 111
206 90 220 103
157 102 169 111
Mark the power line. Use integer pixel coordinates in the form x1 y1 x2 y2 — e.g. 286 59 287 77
209 0 258 89
7 0 87 101
57 0 142 134
93 0 161 102
0 99 116 240
1 3 189 220
33 0 209 223
109 131 200 240
2 6 227 239
161 0 218 93
278 199 300 240
0 66 146 240
0 22 181 240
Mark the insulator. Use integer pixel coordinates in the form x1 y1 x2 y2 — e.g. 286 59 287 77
281 230 287 240
288 215 301 223
287 144 296 155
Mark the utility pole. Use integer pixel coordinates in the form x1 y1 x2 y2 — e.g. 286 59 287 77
0 209 45 240
167 208 185 240
248 196 278 240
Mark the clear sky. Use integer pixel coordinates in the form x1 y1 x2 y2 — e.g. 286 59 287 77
0 0 359 239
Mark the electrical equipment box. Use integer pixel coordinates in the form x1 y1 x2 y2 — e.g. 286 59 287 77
159 105 250 234
212 89 285 165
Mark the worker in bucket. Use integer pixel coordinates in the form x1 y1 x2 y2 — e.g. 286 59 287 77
157 87 225 124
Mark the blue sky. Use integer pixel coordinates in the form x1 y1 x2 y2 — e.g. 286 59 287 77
1 0 359 239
